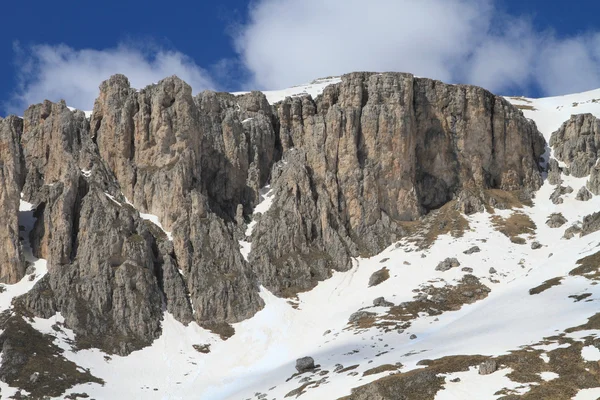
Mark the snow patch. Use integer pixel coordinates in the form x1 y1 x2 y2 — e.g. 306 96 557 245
581 345 600 362
573 387 600 400
539 371 559 381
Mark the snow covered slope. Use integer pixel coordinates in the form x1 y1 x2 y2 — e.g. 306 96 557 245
4 80 600 400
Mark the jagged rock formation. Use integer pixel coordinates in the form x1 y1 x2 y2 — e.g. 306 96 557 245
15 101 164 354
252 72 544 296
548 114 600 196
0 72 545 365
0 116 26 283
550 114 600 177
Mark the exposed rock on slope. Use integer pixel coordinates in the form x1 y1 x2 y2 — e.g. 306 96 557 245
0 116 26 283
0 72 544 368
550 114 600 178
16 101 164 354
89 75 267 327
253 72 544 296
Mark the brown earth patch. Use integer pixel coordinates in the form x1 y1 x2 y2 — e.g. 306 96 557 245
491 212 536 243
529 277 563 295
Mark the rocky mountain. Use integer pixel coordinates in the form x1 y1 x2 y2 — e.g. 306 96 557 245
0 72 600 399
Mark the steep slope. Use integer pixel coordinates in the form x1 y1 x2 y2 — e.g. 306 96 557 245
0 73 598 399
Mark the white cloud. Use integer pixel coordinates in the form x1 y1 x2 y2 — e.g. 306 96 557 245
234 0 600 97
7 43 215 115
535 34 600 96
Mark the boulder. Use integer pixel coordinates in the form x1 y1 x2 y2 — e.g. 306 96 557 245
479 359 498 375
368 268 390 287
436 258 461 272
296 357 315 373
349 311 377 323
463 246 481 255
576 186 593 201
546 213 567 228
373 297 394 307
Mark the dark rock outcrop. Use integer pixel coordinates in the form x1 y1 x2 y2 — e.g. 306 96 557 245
550 114 600 178
295 356 315 373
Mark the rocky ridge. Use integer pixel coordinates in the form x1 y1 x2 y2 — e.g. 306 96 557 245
0 72 546 395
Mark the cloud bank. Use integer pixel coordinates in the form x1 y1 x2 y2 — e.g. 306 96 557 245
234 0 600 96
8 43 215 114
7 0 600 115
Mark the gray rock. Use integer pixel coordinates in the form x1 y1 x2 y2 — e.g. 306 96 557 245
588 164 600 195
436 258 461 272
550 114 600 177
547 159 563 185
582 212 600 236
563 225 581 239
0 116 26 284
546 213 567 228
462 267 474 273
296 357 315 373
478 359 498 375
463 246 481 255
24 264 36 276
576 186 593 201
373 297 394 307
349 311 376 323
550 185 572 204
409 334 417 340
368 268 390 287
489 267 497 274
531 241 542 250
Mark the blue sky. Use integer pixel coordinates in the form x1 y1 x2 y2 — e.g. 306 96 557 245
1 0 600 115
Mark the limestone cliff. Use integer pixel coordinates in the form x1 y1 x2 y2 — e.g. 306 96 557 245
252 72 545 296
0 72 544 360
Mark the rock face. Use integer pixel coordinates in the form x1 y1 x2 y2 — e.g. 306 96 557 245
89 75 267 326
0 72 545 363
0 117 26 283
252 72 544 296
550 114 600 177
15 101 164 354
